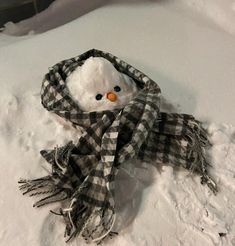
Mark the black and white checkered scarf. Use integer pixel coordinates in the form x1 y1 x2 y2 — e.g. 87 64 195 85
19 49 217 244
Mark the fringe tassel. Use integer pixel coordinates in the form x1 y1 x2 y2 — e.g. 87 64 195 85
48 196 116 243
18 176 69 207
19 174 116 243
185 122 218 195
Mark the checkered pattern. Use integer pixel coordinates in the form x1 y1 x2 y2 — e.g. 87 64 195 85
19 49 217 243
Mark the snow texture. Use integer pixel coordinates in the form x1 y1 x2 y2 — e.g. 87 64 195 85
2 0 235 36
0 1 235 246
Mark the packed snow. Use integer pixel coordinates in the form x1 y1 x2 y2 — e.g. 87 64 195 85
0 1 235 246
2 0 235 36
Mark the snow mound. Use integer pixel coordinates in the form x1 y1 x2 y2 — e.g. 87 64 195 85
180 0 235 35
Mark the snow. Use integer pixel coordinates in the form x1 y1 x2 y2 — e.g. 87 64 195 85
178 0 235 35
2 0 107 36
0 1 235 246
66 57 138 111
2 0 235 36
0 33 32 48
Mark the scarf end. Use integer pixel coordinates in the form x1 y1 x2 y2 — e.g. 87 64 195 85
18 176 69 207
185 122 218 195
50 199 116 244
201 174 218 195
18 176 117 243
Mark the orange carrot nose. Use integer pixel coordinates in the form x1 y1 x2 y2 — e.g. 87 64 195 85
107 92 117 102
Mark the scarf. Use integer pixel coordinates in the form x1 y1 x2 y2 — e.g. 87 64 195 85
19 49 217 244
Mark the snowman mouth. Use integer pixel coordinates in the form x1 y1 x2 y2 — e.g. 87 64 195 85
106 92 117 102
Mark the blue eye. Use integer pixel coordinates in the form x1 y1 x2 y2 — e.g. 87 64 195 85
95 94 103 100
114 86 121 92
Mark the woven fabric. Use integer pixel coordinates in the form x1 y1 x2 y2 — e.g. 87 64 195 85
19 49 217 243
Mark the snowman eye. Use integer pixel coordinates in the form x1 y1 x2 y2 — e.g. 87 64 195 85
114 86 121 92
95 94 103 100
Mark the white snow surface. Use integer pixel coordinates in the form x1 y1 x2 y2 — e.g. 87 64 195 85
0 2 235 246
2 0 235 36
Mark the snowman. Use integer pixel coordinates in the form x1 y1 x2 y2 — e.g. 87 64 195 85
66 57 138 112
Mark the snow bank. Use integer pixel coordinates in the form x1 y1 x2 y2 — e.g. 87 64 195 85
0 33 33 48
0 2 235 246
179 0 235 35
2 0 235 36
2 0 107 35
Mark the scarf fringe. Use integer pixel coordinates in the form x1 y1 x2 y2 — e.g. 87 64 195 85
60 201 116 243
185 122 218 194
18 175 116 243
18 176 69 207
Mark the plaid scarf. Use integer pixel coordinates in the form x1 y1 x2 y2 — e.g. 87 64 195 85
19 49 217 244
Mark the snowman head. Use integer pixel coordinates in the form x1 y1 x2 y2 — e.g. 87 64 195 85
66 57 138 112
